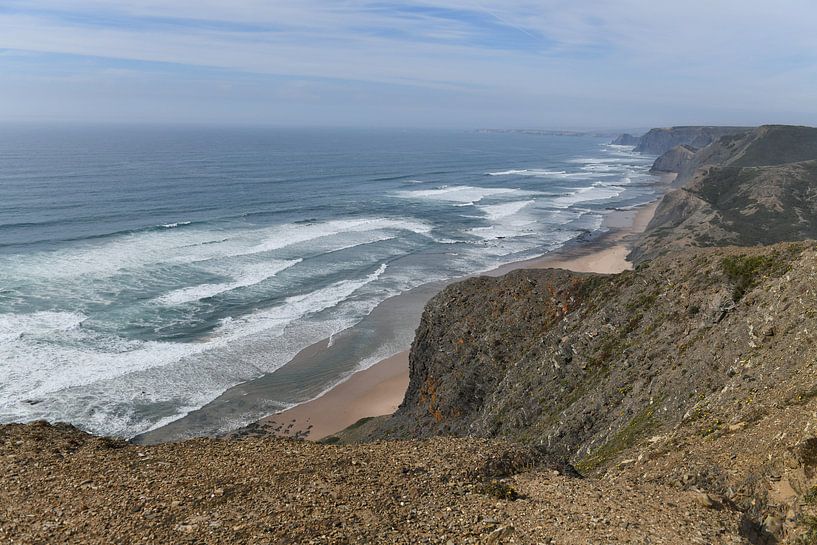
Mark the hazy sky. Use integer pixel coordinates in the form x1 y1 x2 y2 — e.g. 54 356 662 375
2 1 817 128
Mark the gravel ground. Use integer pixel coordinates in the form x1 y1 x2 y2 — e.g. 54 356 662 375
0 421 744 544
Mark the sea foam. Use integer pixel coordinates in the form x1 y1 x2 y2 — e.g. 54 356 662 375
0 263 392 437
157 259 303 305
396 185 534 203
0 217 427 281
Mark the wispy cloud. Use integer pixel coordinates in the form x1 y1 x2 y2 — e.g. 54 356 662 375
1 1 816 126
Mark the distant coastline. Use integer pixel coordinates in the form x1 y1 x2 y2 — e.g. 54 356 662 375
476 128 635 138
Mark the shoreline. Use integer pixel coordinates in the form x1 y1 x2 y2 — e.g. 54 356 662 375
252 180 670 442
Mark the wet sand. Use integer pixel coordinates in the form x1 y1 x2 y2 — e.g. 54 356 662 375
259 351 409 441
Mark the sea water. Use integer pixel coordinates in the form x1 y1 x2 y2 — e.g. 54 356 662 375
0 126 656 438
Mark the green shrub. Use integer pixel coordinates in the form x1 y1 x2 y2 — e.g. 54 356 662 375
480 480 521 501
798 514 817 544
576 402 661 473
721 254 783 302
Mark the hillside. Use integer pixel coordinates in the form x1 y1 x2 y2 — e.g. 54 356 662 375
363 242 814 446
611 133 641 146
650 144 697 173
348 241 817 541
633 125 817 261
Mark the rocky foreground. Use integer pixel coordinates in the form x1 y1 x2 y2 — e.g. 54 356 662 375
2 422 745 544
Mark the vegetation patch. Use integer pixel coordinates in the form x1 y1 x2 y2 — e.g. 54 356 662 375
345 416 375 431
626 291 658 312
479 480 521 501
790 387 817 406
699 417 724 437
591 314 643 367
797 514 817 544
803 486 817 505
576 402 661 473
721 253 790 302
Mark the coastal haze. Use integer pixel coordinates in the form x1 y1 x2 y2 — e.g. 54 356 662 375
0 127 659 437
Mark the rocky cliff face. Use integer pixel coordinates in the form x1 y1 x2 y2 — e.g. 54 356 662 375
374 243 814 454
360 242 817 541
373 126 817 452
650 144 697 173
634 126 752 155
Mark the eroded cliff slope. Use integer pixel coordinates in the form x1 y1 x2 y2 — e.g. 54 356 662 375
371 243 814 452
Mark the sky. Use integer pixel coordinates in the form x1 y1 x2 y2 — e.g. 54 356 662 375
1 1 817 129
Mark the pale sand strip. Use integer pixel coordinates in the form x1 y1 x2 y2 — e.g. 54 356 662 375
261 352 409 441
518 200 658 274
263 197 664 441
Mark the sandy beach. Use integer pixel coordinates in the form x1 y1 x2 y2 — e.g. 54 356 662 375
259 190 667 441
258 351 409 440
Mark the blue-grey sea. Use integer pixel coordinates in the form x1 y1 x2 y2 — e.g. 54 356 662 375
0 126 656 438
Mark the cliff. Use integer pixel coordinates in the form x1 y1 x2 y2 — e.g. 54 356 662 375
632 125 817 261
352 241 817 541
370 243 813 449
366 127 817 450
611 133 641 146
650 144 697 173
633 126 752 155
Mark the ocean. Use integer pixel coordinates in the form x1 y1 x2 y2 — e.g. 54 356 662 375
0 126 657 439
